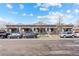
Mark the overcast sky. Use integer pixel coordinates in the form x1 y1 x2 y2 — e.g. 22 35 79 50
0 3 79 24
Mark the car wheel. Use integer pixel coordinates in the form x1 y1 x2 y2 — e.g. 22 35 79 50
17 36 19 39
35 36 37 38
60 36 63 38
1 36 4 39
72 35 75 38
8 36 10 39
63 35 66 38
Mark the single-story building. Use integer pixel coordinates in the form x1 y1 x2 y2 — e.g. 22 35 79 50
6 23 73 34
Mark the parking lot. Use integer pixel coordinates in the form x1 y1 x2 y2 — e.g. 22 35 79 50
0 37 79 56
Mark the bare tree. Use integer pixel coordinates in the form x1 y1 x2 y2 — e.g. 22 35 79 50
75 20 79 27
37 12 68 34
56 14 63 34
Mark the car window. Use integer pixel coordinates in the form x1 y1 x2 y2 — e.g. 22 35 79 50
62 32 72 34
67 32 72 34
63 32 67 34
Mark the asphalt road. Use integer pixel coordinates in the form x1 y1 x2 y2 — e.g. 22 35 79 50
0 38 79 56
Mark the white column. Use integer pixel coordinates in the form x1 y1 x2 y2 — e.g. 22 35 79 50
9 29 11 33
22 29 24 34
19 27 22 33
45 28 48 33
32 28 34 32
62 28 64 32
5 28 7 32
49 28 51 33
35 28 38 32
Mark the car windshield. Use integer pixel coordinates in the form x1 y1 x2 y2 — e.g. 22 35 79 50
11 32 20 34
12 32 20 33
62 32 72 34
26 31 34 33
67 32 72 34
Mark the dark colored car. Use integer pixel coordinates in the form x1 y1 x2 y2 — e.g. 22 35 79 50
23 32 38 38
0 30 10 39
8 32 23 39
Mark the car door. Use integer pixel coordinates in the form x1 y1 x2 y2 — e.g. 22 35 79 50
67 32 72 36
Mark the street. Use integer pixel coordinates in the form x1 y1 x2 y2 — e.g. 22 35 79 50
0 38 78 56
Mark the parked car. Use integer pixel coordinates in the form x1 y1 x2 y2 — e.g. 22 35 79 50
74 32 79 38
8 32 23 39
23 32 38 38
60 31 76 38
0 30 10 39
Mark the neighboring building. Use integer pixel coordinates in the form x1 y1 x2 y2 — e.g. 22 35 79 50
73 26 79 33
6 22 73 34
0 24 7 32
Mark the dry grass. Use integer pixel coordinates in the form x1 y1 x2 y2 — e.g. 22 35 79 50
37 34 60 40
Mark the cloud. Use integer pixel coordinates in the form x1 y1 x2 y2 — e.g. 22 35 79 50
39 7 48 11
35 3 62 8
66 14 73 19
22 13 26 16
34 3 42 8
0 17 9 22
19 4 24 10
75 9 79 13
21 13 33 16
74 3 79 5
0 17 10 25
37 15 57 24
9 11 18 14
29 13 33 16
48 3 62 7
6 4 13 9
37 12 73 24
0 17 16 25
67 10 71 13
34 3 62 11
0 17 19 25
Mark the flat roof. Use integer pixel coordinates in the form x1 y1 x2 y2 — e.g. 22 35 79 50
6 24 74 28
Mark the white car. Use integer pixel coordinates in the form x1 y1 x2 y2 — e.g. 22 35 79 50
74 32 79 38
60 31 76 38
8 33 23 38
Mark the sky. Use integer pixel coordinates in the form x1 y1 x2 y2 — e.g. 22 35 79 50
0 3 79 24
